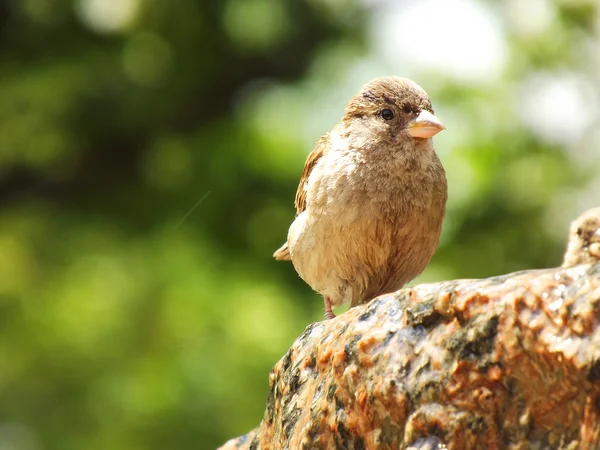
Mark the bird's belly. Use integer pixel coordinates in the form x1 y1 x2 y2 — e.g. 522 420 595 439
288 203 442 307
288 211 351 305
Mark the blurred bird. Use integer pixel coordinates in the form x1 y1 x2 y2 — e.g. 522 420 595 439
562 207 600 268
274 77 447 320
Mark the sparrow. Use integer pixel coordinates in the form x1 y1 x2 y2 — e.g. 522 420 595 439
274 76 447 320
562 207 600 268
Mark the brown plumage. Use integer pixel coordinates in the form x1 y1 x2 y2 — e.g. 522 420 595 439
562 207 600 268
274 77 448 319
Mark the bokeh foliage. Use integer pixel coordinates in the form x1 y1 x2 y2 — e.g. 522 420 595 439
0 0 598 448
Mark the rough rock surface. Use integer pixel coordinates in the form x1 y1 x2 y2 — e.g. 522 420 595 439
219 209 600 450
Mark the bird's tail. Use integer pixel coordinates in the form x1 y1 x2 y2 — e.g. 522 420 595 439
273 242 292 261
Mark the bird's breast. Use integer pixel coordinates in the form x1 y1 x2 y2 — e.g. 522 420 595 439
305 145 442 224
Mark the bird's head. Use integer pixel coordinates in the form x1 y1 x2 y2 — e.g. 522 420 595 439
564 208 600 267
343 77 445 146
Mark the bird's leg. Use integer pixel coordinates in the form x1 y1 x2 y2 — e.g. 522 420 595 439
324 296 336 320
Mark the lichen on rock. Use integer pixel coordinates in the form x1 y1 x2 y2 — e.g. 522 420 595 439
219 208 600 450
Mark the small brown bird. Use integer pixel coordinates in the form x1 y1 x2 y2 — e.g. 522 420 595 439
274 77 447 320
562 207 600 268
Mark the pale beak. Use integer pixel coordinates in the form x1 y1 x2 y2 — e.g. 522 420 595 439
406 110 445 138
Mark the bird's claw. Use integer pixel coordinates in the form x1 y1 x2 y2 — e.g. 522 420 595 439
323 296 336 320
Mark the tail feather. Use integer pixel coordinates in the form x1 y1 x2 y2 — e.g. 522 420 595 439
273 242 292 261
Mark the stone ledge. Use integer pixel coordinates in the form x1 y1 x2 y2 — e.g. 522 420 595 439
219 208 600 450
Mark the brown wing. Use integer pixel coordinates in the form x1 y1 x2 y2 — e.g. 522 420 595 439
273 133 330 262
294 133 330 215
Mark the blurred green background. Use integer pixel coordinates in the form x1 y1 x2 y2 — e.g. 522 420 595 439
0 0 598 448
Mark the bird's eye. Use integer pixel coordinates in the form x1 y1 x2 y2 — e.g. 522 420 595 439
380 109 394 120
